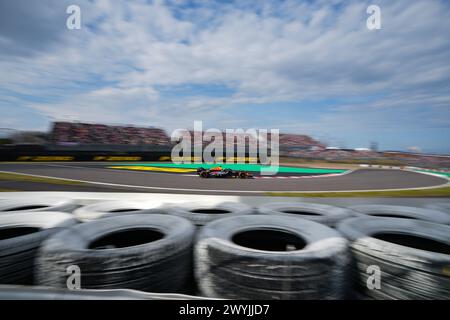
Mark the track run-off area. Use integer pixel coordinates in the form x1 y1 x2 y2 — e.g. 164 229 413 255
0 162 448 195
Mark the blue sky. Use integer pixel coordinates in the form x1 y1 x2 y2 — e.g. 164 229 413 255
0 0 449 153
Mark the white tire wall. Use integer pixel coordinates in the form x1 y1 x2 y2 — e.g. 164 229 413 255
425 203 450 215
350 205 450 225
195 215 351 299
0 198 78 213
257 202 355 227
36 214 195 293
0 212 78 285
163 202 255 226
73 201 165 222
337 217 450 299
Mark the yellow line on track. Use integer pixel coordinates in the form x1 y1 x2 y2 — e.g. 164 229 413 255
108 166 197 173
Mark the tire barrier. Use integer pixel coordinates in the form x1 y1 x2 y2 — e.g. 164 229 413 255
0 212 78 285
349 205 450 225
73 201 165 222
163 202 255 226
195 215 351 299
425 203 450 214
257 202 355 227
0 195 448 300
337 217 450 300
0 198 78 214
0 285 212 300
36 214 195 293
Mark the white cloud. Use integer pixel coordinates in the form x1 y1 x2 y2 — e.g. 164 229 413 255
0 0 449 151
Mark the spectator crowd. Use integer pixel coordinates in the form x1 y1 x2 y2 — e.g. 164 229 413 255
51 122 170 146
48 122 450 169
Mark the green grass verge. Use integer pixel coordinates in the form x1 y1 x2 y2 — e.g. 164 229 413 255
279 157 406 166
265 186 450 197
0 172 86 186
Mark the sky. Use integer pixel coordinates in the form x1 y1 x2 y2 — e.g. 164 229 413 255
0 0 449 153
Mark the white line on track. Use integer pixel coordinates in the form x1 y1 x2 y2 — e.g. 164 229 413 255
41 164 94 170
253 173 342 179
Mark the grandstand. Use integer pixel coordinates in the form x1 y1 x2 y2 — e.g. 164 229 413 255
173 130 265 149
278 134 326 150
282 148 381 160
1 121 448 169
170 131 326 152
50 122 170 146
382 151 450 169
49 122 327 151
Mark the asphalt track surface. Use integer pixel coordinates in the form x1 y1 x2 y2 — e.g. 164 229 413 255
0 163 447 195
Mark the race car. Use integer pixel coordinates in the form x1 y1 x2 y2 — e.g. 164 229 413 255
196 167 253 179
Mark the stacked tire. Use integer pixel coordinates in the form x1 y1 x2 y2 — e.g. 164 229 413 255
0 198 78 213
36 214 195 293
338 217 450 299
195 215 351 299
0 211 77 285
350 205 450 225
257 202 355 227
426 203 450 215
73 200 164 222
164 202 255 226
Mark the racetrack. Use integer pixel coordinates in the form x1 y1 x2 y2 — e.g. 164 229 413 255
0 162 447 195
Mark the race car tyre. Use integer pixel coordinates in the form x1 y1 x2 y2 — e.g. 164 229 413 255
0 212 77 285
0 198 78 213
337 217 450 299
163 202 255 226
36 214 195 293
349 205 450 225
73 201 165 222
195 215 351 299
238 172 247 179
257 202 355 227
200 171 209 178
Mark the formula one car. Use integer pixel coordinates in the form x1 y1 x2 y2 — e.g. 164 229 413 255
197 167 253 179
